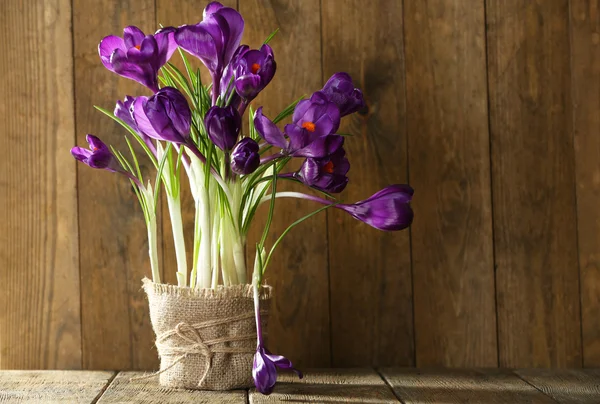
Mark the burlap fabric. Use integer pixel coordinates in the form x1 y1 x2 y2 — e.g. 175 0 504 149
142 278 271 390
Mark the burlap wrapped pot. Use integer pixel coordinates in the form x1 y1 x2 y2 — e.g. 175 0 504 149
142 278 271 390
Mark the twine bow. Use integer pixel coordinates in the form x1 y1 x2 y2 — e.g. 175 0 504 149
131 310 267 387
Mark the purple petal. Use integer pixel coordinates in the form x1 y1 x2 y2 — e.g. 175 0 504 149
98 35 126 70
204 1 224 17
154 26 178 66
126 35 158 63
110 49 158 91
86 134 106 150
253 350 277 395
175 24 220 74
264 350 304 379
215 7 244 64
254 108 287 149
292 134 344 158
123 26 145 48
235 74 262 99
114 96 137 129
132 96 161 140
71 147 91 162
292 99 311 124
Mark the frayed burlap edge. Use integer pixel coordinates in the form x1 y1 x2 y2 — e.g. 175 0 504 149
142 277 272 300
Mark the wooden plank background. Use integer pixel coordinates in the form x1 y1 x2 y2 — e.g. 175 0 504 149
0 0 597 370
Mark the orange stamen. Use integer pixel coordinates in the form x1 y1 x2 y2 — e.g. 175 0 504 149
301 121 316 132
251 63 261 74
323 161 334 174
134 44 141 50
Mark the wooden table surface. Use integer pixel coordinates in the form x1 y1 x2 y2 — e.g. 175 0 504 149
0 368 599 403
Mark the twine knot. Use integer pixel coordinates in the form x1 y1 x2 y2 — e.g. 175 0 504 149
130 310 267 388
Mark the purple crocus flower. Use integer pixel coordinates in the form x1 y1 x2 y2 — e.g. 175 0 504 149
292 91 341 135
99 26 177 92
254 96 343 159
205 105 241 151
321 72 365 116
338 185 414 231
221 44 276 103
175 2 244 98
252 286 302 395
231 138 260 175
278 185 414 231
71 135 120 172
132 87 191 144
294 148 350 193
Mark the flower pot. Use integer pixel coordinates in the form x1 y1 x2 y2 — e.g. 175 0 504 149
142 278 271 390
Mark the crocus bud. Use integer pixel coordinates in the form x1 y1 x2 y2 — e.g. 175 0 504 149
231 137 260 174
296 148 349 193
322 72 365 116
132 87 191 144
71 134 120 172
233 44 276 101
338 184 414 231
205 105 242 151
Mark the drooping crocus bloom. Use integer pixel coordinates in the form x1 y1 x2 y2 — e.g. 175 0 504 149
254 97 343 159
175 2 244 97
132 87 191 144
99 26 176 92
205 105 242 151
321 72 365 117
221 44 276 103
293 148 350 193
252 285 302 395
71 135 121 172
271 185 414 231
231 138 260 175
337 185 414 231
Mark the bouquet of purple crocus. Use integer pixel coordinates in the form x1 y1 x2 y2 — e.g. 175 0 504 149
71 2 413 394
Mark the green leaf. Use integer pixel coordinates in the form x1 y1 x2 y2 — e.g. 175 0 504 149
164 63 194 101
258 172 277 249
153 143 173 207
262 203 336 273
263 28 279 44
124 136 143 181
178 47 196 85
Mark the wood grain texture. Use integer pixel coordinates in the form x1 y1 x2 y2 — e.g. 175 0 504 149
404 0 497 366
73 0 159 370
380 368 556 404
249 368 400 403
322 0 414 367
0 0 82 369
240 0 331 367
487 0 582 367
0 370 114 403
570 0 600 367
96 372 246 403
516 369 600 404
156 0 237 287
